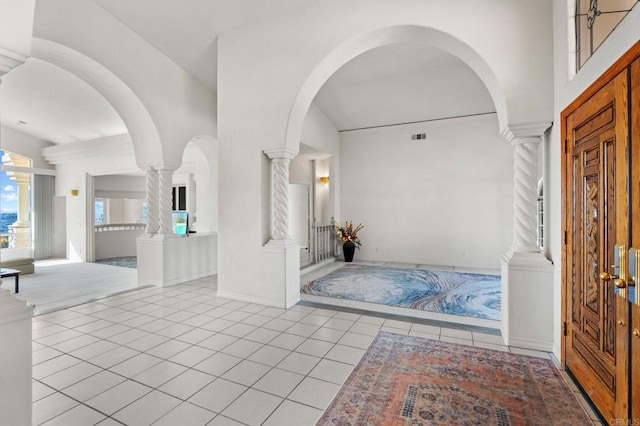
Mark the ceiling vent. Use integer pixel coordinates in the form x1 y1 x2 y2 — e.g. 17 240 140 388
411 133 426 140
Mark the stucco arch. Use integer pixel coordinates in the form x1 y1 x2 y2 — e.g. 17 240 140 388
285 25 508 152
30 38 163 168
180 134 218 233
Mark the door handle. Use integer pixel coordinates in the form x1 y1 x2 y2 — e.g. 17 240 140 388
614 278 634 288
629 248 640 305
600 271 619 281
633 329 640 338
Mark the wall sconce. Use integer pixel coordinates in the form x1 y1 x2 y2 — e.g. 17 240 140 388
70 189 79 196
319 176 329 185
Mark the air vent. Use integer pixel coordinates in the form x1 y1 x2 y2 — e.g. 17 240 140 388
411 133 426 140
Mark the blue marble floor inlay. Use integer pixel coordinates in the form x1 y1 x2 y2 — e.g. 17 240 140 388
95 256 137 269
302 264 501 320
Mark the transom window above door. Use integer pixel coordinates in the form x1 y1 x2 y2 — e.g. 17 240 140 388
574 0 639 72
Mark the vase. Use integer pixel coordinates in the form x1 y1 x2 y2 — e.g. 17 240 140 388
343 241 356 262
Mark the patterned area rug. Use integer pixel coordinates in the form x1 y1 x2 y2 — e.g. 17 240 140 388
318 332 590 426
302 264 500 320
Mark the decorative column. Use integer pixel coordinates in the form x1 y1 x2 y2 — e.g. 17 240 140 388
510 136 544 253
144 168 159 235
500 123 554 351
158 169 174 235
264 148 297 242
137 165 179 289
262 148 300 308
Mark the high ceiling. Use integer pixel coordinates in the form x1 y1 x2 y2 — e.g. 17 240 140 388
313 44 495 131
0 2 495 146
1 58 126 144
92 0 319 91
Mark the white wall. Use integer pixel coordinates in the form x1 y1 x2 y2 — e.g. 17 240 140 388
301 102 340 225
315 158 332 224
340 113 512 269
290 158 313 184
105 199 145 224
549 4 640 357
301 103 340 155
44 137 139 261
180 140 218 233
0 126 54 170
95 174 145 193
95 228 142 259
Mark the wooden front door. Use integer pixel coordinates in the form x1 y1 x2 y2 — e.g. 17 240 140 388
630 56 640 424
563 69 629 421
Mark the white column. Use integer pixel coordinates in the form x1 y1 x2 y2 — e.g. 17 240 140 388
13 173 30 226
144 168 159 235
262 148 300 308
264 148 297 242
0 291 33 426
158 169 174 235
500 123 554 352
510 136 543 253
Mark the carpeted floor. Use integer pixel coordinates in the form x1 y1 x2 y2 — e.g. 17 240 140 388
318 332 591 426
0 260 138 315
302 264 501 320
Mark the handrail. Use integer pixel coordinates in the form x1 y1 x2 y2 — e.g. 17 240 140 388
312 219 337 264
95 223 146 232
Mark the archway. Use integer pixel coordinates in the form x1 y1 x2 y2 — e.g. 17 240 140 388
291 26 510 326
31 38 163 167
285 25 508 153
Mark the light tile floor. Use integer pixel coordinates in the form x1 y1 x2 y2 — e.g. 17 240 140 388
31 275 602 425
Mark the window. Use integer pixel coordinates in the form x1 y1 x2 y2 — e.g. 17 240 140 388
95 199 105 224
574 0 639 71
172 185 186 211
1 150 32 249
142 202 148 224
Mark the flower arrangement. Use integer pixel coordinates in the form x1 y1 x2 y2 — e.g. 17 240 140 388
335 220 364 249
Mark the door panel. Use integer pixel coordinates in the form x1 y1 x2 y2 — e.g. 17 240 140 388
630 56 640 424
565 70 629 421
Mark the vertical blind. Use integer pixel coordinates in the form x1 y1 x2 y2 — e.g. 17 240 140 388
33 174 54 260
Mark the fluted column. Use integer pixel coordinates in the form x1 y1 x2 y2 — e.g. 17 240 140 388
144 168 159 235
264 148 297 241
158 169 174 235
502 124 549 253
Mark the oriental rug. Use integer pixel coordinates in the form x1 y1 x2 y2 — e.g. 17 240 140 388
302 264 500 320
318 332 591 426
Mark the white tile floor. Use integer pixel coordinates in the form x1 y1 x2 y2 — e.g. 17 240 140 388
31 275 602 425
